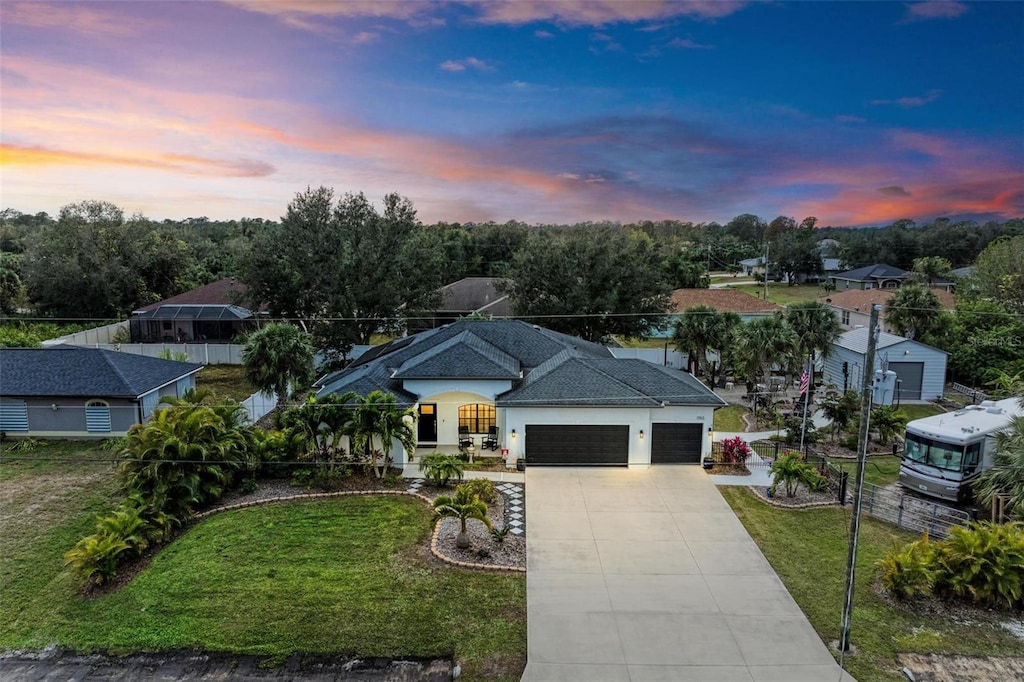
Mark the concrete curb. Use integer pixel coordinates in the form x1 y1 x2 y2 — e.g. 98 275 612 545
194 490 526 573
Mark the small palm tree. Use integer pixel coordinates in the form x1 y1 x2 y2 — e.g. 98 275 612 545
886 284 946 341
674 306 740 387
974 415 1024 521
241 323 315 409
345 390 417 478
421 453 465 487
784 301 842 397
910 256 953 286
433 485 493 549
870 405 908 444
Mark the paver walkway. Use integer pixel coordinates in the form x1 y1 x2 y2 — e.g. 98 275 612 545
521 466 856 682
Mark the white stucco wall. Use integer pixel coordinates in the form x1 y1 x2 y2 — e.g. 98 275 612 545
403 379 513 401
415 389 504 446
503 405 716 466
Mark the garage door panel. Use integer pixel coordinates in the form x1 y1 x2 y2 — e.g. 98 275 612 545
889 362 923 401
526 425 628 466
651 423 703 464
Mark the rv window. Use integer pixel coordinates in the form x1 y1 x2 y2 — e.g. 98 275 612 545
927 442 963 471
965 443 981 467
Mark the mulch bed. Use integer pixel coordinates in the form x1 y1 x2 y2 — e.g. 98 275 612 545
747 483 842 509
705 463 752 476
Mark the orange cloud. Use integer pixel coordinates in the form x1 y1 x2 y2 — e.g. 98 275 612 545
1 144 275 178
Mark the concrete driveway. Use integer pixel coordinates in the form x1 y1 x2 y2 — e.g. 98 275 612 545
521 466 855 682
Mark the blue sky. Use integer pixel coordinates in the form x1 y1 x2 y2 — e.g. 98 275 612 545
2 1 1021 226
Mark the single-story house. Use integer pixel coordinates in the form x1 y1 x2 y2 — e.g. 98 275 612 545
738 256 764 276
408 277 512 333
822 329 947 403
650 288 783 339
820 288 955 334
0 346 203 438
317 320 725 467
129 278 260 343
829 263 954 293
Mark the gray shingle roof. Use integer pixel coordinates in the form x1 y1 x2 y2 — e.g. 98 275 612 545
393 331 519 379
496 354 726 407
319 319 723 408
0 346 203 398
832 263 908 281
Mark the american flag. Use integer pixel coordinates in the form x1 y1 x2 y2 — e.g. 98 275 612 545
799 369 810 395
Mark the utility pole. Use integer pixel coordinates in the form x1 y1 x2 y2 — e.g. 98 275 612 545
839 304 881 655
763 242 769 301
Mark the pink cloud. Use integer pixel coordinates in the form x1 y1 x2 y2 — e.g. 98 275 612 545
666 37 714 50
902 1 968 22
872 89 941 108
472 0 748 26
1 1 159 37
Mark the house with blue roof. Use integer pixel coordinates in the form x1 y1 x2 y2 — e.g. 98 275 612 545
0 346 202 438
317 320 725 467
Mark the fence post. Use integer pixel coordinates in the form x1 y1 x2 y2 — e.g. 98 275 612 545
839 472 848 505
929 504 938 537
897 495 905 528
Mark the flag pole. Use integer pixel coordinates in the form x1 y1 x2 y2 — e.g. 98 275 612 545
799 352 812 451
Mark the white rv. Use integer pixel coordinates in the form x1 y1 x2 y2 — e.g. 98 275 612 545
898 398 1024 504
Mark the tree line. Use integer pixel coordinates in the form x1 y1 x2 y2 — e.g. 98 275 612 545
2 194 1022 378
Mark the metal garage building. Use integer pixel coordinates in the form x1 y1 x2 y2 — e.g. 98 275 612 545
822 329 948 403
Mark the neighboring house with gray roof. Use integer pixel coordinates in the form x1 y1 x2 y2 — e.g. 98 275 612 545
129 278 260 343
0 346 203 438
829 263 954 293
317 319 725 467
408 277 512 333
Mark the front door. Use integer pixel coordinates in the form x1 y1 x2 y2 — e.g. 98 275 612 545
417 404 437 443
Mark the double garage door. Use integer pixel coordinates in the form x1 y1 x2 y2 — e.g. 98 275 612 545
524 423 703 466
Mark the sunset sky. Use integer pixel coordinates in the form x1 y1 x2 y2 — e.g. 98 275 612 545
1 0 1022 226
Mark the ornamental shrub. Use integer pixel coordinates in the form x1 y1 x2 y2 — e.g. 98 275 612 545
721 436 753 464
460 478 498 504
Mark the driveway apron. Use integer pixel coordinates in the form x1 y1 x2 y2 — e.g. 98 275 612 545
521 466 856 682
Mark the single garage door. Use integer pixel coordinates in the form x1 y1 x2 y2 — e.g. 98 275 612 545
651 423 704 464
525 425 629 466
889 362 924 401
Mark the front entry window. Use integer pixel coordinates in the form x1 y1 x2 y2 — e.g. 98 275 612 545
458 404 495 433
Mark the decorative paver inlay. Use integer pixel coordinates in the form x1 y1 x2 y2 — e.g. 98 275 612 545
497 482 526 535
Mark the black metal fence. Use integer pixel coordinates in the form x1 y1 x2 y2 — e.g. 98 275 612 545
804 447 849 505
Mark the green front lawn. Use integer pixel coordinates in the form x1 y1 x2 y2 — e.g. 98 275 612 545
195 364 256 403
898 403 945 421
828 455 903 487
0 444 526 681
737 284 826 306
721 488 1022 681
714 405 750 432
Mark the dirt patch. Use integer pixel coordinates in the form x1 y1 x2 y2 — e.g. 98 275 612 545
897 653 1024 682
0 648 453 681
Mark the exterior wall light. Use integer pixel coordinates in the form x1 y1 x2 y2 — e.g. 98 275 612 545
511 429 517 438
639 429 645 439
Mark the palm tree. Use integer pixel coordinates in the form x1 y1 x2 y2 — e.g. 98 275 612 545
784 302 842 397
119 400 250 518
433 485 493 549
886 283 945 341
345 390 417 478
241 322 315 409
730 314 799 390
281 393 355 467
870 405 908 444
673 306 740 387
974 415 1024 521
911 256 954 286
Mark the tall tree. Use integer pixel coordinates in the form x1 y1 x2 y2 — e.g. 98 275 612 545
21 200 194 318
784 301 842 394
241 323 315 409
772 227 823 284
967 235 1024 313
505 227 670 342
885 283 948 342
941 299 1024 384
238 188 443 358
673 306 740 387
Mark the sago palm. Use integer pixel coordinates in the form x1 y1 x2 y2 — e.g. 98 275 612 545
433 485 493 549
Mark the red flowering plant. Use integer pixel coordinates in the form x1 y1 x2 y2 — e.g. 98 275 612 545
721 436 753 464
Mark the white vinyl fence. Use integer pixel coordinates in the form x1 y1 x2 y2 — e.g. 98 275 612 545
44 321 128 346
241 391 278 425
608 346 687 369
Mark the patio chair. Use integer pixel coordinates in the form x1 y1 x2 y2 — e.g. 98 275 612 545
458 426 473 449
482 426 499 451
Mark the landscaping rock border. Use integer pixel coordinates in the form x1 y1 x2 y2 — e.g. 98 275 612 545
746 485 842 510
